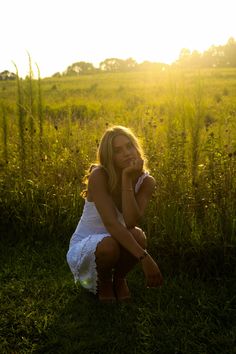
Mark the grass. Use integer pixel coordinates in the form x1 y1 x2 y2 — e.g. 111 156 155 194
0 237 236 354
0 66 236 353
1 68 235 250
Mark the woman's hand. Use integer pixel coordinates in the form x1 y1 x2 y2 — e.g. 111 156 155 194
141 254 163 288
123 157 144 177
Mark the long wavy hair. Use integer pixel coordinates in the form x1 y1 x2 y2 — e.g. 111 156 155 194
81 125 148 198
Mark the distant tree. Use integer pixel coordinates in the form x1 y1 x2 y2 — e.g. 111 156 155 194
177 48 192 66
0 70 17 80
190 50 202 67
99 58 124 72
179 48 191 60
99 57 137 72
123 58 137 71
52 72 61 78
202 45 225 67
224 37 236 66
201 47 215 67
64 61 96 76
138 61 167 71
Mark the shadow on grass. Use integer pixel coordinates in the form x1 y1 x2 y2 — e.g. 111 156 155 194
37 272 236 354
1 238 236 354
37 274 162 354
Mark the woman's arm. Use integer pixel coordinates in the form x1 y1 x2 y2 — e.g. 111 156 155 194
88 168 147 260
122 173 156 228
121 157 156 228
89 167 163 288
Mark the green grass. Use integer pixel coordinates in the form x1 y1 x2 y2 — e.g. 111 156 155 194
0 66 236 353
1 67 235 250
0 238 235 354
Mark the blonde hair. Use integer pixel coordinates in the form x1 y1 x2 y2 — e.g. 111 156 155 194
81 125 148 198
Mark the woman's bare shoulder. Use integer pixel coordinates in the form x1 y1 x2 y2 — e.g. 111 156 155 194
88 166 108 187
89 165 107 177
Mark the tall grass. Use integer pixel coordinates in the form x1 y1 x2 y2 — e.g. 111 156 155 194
0 66 235 273
0 66 235 354
1 103 8 164
36 64 43 160
13 62 26 175
27 52 36 162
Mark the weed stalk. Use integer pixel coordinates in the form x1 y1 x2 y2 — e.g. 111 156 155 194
13 62 26 175
27 52 35 163
1 103 8 164
36 63 43 160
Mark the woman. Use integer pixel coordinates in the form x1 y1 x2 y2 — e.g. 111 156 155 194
67 125 163 302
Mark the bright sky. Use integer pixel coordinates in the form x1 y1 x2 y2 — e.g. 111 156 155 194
1 0 235 77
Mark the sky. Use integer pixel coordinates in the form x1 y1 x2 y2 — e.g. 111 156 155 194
1 0 235 77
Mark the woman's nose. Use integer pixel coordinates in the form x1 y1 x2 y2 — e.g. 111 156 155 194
123 148 131 156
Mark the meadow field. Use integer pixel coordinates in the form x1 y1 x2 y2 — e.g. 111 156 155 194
0 67 236 353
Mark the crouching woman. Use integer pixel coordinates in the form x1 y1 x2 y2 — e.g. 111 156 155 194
67 125 163 302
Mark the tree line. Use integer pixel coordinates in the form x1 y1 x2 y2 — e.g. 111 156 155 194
177 37 236 68
1 37 235 80
52 58 168 77
52 37 236 77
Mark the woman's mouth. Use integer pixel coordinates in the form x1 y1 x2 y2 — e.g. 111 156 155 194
123 158 134 164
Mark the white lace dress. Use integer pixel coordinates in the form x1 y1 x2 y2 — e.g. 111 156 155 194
66 172 149 294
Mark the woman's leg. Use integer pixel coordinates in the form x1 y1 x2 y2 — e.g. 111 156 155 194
95 236 120 301
113 227 147 300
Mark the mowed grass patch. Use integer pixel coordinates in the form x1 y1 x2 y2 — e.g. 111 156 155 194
0 239 235 354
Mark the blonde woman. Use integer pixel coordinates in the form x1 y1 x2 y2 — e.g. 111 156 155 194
67 125 163 302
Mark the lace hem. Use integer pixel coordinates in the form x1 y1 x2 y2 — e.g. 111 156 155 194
67 233 110 294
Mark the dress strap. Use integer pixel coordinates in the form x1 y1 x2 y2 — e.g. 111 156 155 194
134 172 149 194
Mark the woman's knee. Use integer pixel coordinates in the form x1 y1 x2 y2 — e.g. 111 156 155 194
95 237 120 264
129 227 147 249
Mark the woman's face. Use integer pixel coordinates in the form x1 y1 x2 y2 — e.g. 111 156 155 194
112 134 139 170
